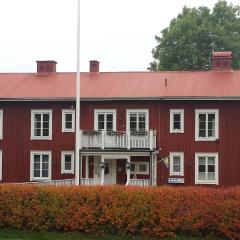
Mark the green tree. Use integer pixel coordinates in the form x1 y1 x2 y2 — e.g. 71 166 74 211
149 1 240 71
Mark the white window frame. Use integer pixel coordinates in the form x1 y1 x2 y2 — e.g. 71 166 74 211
195 152 219 185
62 109 75 132
130 161 149 174
61 151 74 174
30 151 52 181
31 110 52 140
195 109 219 141
0 150 2 181
126 109 149 131
170 109 184 133
170 152 184 176
94 109 116 131
0 110 3 139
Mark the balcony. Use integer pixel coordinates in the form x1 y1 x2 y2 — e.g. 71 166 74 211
80 130 156 150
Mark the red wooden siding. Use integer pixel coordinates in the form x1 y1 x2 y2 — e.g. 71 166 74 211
0 100 240 186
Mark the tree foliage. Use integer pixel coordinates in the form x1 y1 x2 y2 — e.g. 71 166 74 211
149 1 240 71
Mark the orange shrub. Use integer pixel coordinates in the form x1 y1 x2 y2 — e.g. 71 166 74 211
0 185 239 239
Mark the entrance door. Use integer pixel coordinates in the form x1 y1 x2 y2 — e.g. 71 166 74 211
104 159 116 184
93 157 116 185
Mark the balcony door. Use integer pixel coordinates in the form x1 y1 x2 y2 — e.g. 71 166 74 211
94 109 116 131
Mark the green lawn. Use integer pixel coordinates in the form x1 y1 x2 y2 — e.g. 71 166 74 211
0 229 223 240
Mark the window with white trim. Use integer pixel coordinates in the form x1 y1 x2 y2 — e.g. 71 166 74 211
30 151 51 181
0 150 2 181
31 110 52 140
195 109 219 141
94 109 116 131
126 109 149 132
170 109 184 133
170 152 184 176
62 110 75 132
130 162 149 174
195 153 218 185
61 151 74 174
0 110 2 139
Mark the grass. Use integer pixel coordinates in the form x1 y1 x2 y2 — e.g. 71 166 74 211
0 229 223 240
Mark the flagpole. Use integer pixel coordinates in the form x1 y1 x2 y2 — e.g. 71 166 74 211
75 0 80 185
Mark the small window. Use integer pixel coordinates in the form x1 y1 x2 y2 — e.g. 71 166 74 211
170 109 184 133
30 151 51 181
195 153 218 185
0 110 3 139
127 110 149 132
62 110 75 132
61 151 74 174
195 109 219 141
170 152 184 176
94 109 116 131
130 162 149 174
31 110 52 140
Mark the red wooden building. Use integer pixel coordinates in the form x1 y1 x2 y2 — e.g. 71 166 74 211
0 51 239 187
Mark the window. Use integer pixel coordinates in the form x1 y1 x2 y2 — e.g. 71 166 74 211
126 110 149 132
31 110 52 140
62 110 75 132
30 151 51 181
61 151 74 174
130 162 149 174
0 110 2 139
94 109 116 131
170 109 184 133
195 153 219 185
195 109 219 141
170 152 184 176
0 150 2 181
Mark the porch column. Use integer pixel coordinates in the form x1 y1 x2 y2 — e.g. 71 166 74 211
100 155 105 185
85 156 89 179
149 153 153 186
126 156 131 185
152 154 157 186
79 153 82 184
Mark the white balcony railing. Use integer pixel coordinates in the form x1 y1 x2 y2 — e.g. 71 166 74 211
128 179 150 187
80 178 100 186
80 130 156 150
16 179 75 186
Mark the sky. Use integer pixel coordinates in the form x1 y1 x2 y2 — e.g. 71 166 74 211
0 0 239 73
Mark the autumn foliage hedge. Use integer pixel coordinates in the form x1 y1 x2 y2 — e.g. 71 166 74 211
0 185 239 239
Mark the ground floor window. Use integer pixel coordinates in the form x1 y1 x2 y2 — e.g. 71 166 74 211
170 152 184 176
130 162 149 174
30 151 51 181
61 151 74 174
195 153 218 185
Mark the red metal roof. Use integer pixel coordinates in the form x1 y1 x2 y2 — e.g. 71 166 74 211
0 70 240 100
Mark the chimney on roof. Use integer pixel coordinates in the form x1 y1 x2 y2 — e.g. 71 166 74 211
211 51 232 70
89 60 100 73
36 60 57 75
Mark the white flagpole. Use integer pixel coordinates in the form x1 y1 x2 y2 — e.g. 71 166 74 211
75 0 80 185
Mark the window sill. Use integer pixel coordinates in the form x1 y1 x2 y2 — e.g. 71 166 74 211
31 137 52 140
195 181 218 185
195 138 219 142
61 171 74 174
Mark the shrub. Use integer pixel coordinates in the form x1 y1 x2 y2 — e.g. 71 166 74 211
0 185 239 239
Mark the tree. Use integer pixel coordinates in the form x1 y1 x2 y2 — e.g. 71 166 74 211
149 1 240 71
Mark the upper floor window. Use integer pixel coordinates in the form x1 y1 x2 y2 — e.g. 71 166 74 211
61 151 74 174
0 110 2 139
195 109 219 141
31 110 52 140
94 109 116 131
170 152 184 176
170 109 184 133
30 151 51 181
62 110 75 132
126 109 149 132
195 153 218 185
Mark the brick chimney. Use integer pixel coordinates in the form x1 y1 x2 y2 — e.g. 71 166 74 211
211 51 232 70
89 60 100 73
36 60 57 74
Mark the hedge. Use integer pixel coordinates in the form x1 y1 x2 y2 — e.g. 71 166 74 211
0 185 239 239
